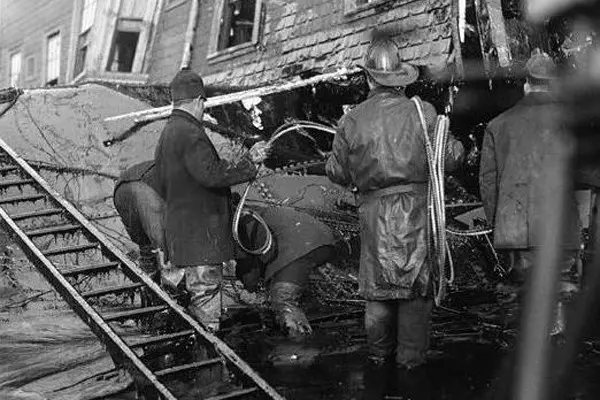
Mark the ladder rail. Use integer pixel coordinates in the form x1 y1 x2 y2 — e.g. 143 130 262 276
0 207 178 400
0 137 284 400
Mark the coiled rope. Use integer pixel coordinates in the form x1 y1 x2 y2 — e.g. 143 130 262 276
412 97 453 306
232 121 336 255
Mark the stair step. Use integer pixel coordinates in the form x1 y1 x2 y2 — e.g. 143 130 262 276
11 208 63 220
205 388 259 400
103 305 168 322
0 193 45 204
82 282 144 298
62 262 120 277
130 330 195 348
0 178 35 188
25 223 81 237
154 358 223 377
43 243 99 256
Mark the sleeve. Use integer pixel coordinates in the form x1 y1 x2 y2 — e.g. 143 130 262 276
444 133 465 172
183 131 258 188
325 120 353 187
479 127 498 224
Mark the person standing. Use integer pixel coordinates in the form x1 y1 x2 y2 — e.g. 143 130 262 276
479 49 581 335
154 68 268 331
326 37 464 369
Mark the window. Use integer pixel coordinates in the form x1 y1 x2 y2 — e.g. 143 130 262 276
106 27 140 72
26 56 35 78
73 0 96 78
210 0 262 55
46 32 61 84
344 0 392 15
9 52 22 87
81 0 97 34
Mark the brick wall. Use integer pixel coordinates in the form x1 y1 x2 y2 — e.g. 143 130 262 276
146 0 192 84
170 0 456 86
0 0 74 88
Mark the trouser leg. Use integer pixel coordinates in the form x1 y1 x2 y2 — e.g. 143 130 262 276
365 300 397 364
185 264 223 331
396 297 433 369
268 246 334 337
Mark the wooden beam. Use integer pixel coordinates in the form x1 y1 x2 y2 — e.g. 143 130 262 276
103 67 362 123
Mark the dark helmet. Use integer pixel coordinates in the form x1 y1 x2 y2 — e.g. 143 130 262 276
360 37 418 87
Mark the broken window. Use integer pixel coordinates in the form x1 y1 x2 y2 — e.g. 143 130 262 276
215 0 262 51
74 0 96 78
46 32 61 84
106 28 140 73
9 52 22 87
81 0 97 33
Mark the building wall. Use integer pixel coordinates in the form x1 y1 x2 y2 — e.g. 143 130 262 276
147 0 456 86
146 0 191 84
0 0 75 88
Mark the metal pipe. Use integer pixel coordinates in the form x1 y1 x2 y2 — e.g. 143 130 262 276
180 0 199 69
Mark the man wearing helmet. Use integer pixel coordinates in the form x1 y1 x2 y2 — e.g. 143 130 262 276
479 49 581 335
326 37 464 369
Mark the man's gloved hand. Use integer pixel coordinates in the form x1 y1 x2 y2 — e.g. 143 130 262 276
249 140 270 164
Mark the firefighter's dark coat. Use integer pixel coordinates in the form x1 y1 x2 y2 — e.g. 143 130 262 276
326 87 464 300
479 92 581 250
154 110 257 266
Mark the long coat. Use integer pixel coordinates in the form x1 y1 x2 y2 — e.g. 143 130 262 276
326 87 464 300
154 110 257 266
479 92 581 250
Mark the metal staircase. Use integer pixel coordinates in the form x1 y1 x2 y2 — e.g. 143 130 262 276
0 137 284 400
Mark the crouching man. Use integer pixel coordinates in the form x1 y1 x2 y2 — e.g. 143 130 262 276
114 160 337 336
235 203 336 337
113 160 163 284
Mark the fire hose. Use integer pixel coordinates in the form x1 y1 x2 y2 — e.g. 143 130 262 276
232 121 337 255
413 97 453 306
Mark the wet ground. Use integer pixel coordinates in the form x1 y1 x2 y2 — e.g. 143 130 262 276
3 249 600 400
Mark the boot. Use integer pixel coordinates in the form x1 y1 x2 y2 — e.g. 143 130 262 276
269 281 312 338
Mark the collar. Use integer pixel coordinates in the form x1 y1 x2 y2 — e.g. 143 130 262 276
367 86 405 99
521 91 556 106
171 108 204 128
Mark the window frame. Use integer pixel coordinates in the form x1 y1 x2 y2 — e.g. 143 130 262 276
164 0 187 11
9 51 22 87
45 31 62 84
207 0 263 62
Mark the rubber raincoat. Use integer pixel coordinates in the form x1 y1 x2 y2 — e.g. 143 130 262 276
326 87 464 300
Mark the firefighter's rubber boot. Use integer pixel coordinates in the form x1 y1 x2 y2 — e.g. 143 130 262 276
269 281 312 338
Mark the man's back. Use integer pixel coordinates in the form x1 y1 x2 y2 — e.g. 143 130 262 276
480 92 579 249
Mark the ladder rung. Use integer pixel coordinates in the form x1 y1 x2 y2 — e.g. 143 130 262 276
43 243 99 256
25 223 81 237
62 262 120 276
130 330 195 348
82 282 144 298
0 178 34 188
154 358 223 377
205 388 259 400
103 305 168 322
0 165 18 173
0 193 45 204
11 208 63 220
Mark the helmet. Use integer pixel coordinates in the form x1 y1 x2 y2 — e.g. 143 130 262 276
361 37 419 87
